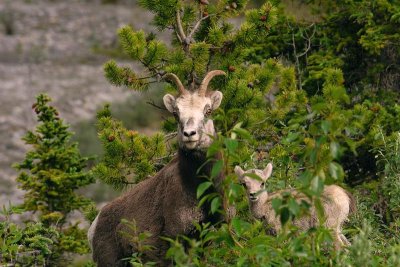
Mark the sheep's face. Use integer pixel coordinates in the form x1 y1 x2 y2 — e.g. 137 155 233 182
234 163 273 202
163 91 223 150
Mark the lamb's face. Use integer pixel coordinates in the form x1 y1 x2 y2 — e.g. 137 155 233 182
163 91 223 150
234 163 273 202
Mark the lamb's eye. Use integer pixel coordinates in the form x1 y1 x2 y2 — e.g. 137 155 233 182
205 108 212 117
260 182 265 188
172 111 178 118
240 182 246 188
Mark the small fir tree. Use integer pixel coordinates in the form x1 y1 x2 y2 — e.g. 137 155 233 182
13 94 94 264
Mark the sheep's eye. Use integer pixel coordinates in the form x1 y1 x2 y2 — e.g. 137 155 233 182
240 182 246 187
260 182 265 188
172 111 178 118
205 108 212 117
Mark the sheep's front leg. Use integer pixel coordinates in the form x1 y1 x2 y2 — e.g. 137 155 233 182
92 238 126 267
140 236 172 266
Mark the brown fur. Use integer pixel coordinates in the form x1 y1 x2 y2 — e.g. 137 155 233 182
91 149 224 266
345 190 357 214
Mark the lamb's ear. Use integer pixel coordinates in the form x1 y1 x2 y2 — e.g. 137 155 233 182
210 91 223 110
262 163 273 181
234 166 245 179
163 94 176 113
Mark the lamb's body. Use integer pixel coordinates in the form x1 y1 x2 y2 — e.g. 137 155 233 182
251 185 355 247
89 150 223 266
235 164 356 249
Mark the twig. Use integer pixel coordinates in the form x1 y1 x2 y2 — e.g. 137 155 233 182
136 74 158 80
146 100 167 110
289 22 316 90
165 132 178 141
186 14 213 42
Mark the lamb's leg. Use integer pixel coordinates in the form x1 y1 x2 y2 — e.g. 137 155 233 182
340 233 351 246
335 236 343 250
333 226 346 250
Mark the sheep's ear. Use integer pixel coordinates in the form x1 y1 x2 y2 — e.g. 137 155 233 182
163 94 176 113
210 91 223 110
234 166 245 179
262 163 273 181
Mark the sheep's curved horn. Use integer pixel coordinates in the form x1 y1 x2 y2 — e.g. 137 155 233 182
198 70 226 96
164 73 188 95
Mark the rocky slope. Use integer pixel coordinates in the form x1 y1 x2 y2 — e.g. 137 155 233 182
0 0 168 205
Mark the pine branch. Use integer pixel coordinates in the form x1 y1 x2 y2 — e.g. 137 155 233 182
176 9 187 44
186 14 213 43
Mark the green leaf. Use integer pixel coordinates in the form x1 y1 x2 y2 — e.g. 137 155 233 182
271 198 282 212
211 160 223 179
330 141 340 158
321 120 331 134
231 218 251 237
311 176 324 195
197 182 213 199
224 138 238 154
329 162 344 181
207 140 221 158
211 197 221 214
232 128 252 140
288 198 300 216
244 173 263 181
314 198 325 223
231 122 243 139
7 231 23 244
280 207 290 226
284 132 300 143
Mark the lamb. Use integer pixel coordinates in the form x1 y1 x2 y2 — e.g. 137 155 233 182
88 70 227 266
234 163 356 249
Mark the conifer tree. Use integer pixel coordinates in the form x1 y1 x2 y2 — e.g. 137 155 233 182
14 94 94 264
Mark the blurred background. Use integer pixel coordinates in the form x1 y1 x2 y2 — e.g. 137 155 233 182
0 0 167 206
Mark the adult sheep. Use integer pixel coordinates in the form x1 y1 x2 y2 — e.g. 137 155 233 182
88 70 227 266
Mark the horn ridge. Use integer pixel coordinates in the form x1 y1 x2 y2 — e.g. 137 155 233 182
164 73 188 95
198 70 226 96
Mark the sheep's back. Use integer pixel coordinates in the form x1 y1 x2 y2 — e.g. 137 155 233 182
265 185 351 230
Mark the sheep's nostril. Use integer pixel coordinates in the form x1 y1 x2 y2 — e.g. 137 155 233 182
184 130 196 137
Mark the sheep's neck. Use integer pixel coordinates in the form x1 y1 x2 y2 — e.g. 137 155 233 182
249 192 270 220
178 148 222 190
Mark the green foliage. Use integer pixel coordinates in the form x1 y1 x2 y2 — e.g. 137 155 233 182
119 219 157 266
93 104 167 189
269 0 400 92
373 130 400 223
0 205 58 266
